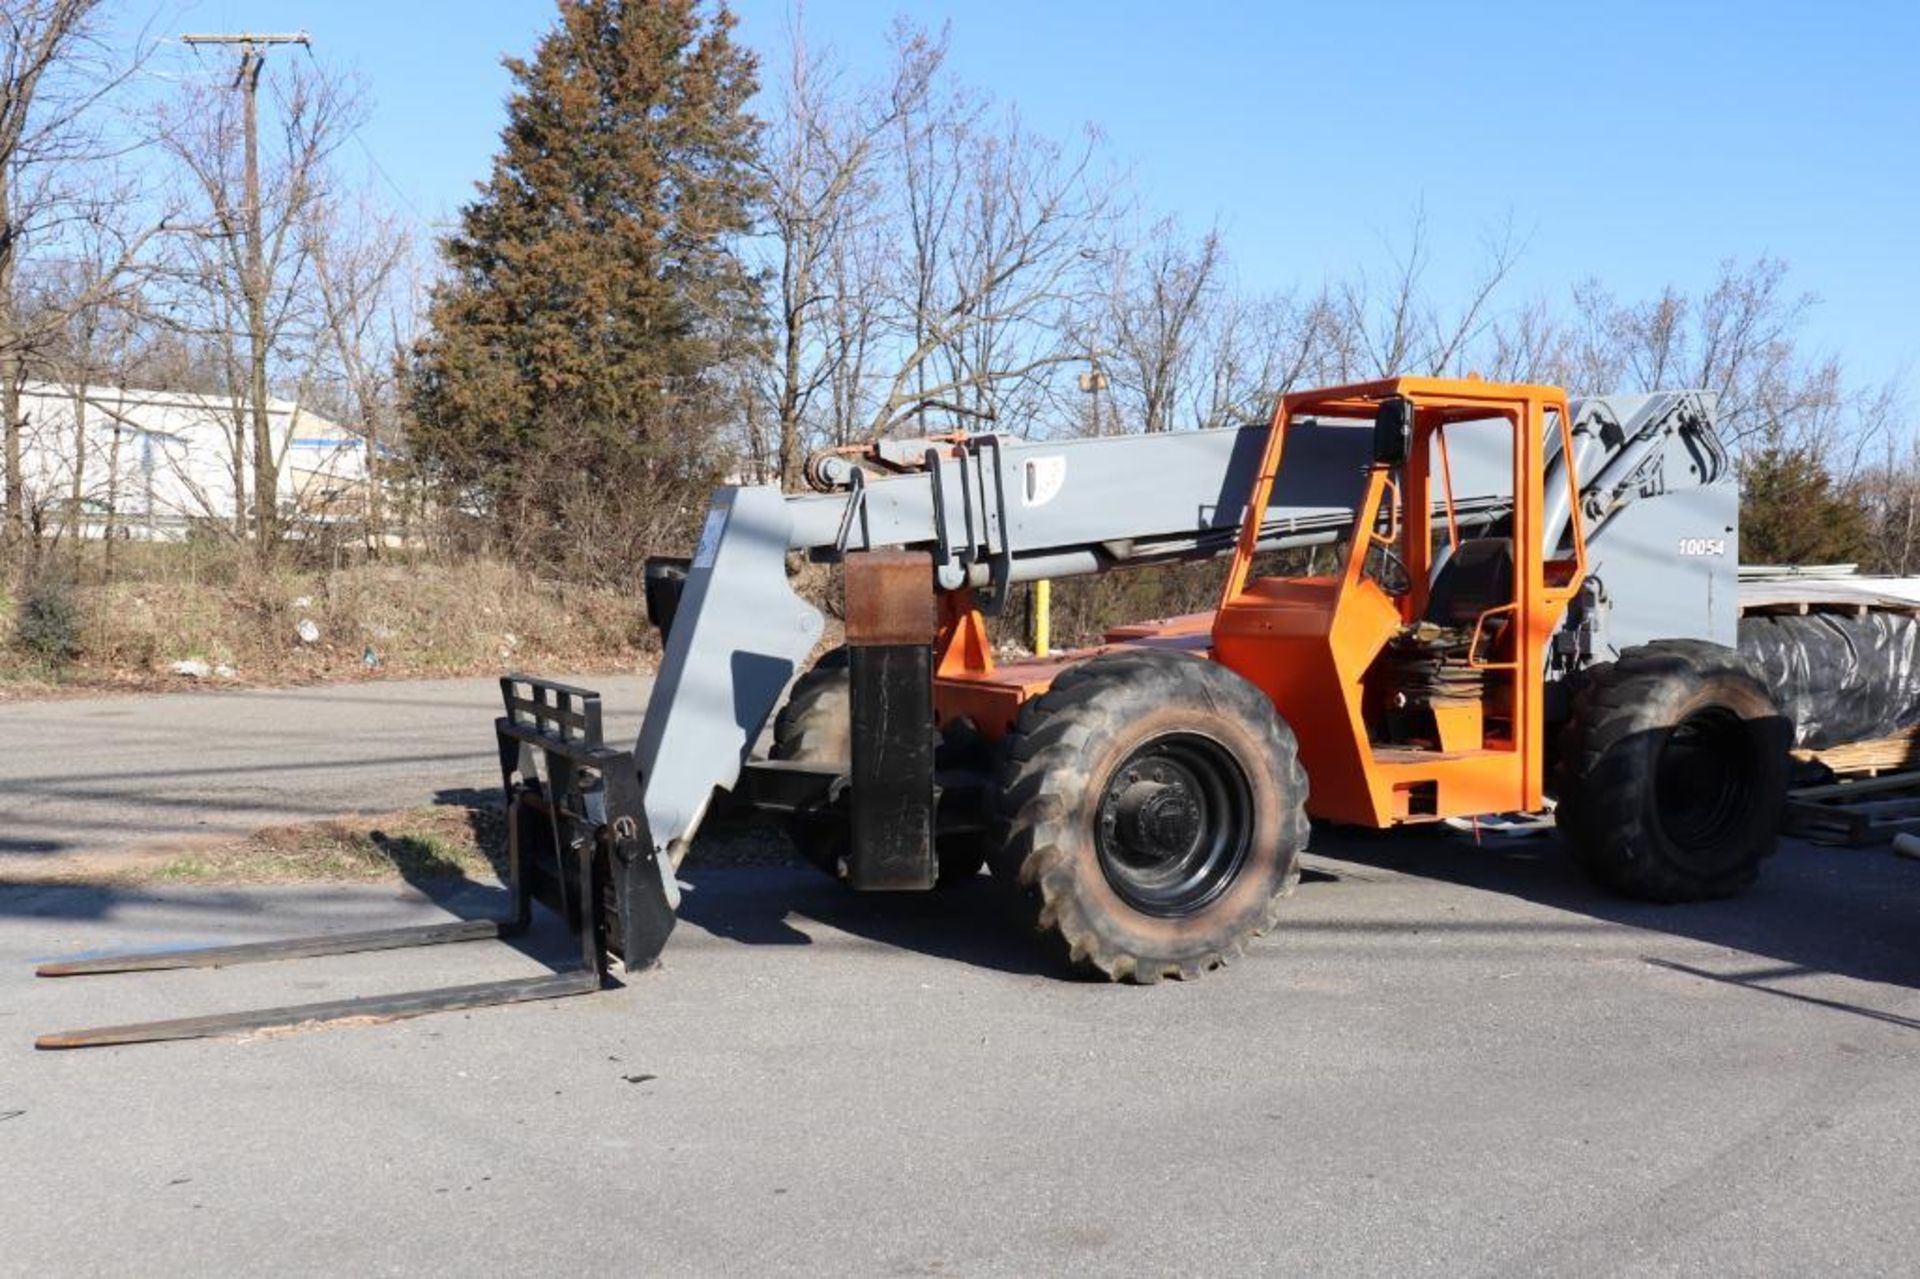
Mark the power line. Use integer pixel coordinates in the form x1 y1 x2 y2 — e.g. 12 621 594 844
349 127 430 225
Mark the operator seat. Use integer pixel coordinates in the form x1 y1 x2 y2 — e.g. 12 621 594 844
1424 537 1514 629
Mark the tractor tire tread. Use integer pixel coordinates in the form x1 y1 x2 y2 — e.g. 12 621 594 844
1555 640 1785 902
992 648 1308 983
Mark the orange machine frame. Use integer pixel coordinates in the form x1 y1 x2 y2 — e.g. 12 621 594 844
929 376 1589 830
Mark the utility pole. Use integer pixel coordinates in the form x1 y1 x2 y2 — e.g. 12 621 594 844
1078 360 1109 437
180 31 309 550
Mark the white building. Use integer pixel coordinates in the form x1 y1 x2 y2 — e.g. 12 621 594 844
6 381 379 540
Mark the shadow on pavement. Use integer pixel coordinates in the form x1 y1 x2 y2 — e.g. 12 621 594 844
5 876 584 978
0 789 516 928
1313 821 1920 996
11 791 1914 1008
675 859 1067 979
677 817 1920 1005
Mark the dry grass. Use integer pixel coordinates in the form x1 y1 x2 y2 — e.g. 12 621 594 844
151 807 507 884
0 805 507 887
1 801 801 887
0 549 658 693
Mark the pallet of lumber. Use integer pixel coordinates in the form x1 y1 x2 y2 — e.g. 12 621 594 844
1784 769 1920 846
1737 576 1920 617
1792 727 1920 778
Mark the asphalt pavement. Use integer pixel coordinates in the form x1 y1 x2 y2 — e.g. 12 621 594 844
2 678 1919 1274
0 675 649 870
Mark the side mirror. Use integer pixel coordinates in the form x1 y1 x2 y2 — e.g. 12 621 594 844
1372 397 1414 467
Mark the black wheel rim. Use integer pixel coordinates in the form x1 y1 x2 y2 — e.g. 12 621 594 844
1654 705 1755 867
1094 732 1254 917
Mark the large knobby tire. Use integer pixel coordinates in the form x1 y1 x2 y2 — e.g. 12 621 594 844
991 649 1309 983
1555 639 1790 902
770 649 989 886
770 650 852 877
772 648 852 766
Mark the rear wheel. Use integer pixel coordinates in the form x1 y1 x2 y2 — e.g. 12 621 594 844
991 649 1308 982
770 650 851 876
1555 640 1790 901
770 649 989 885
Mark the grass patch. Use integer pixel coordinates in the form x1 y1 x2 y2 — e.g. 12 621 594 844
1 801 806 888
140 805 505 886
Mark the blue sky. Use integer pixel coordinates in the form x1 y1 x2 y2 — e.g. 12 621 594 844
159 0 1919 390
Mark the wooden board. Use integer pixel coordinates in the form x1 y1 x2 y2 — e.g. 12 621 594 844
1738 576 1920 616
1792 728 1920 778
1784 768 1920 846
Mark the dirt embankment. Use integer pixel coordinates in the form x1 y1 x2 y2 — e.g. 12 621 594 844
0 552 659 697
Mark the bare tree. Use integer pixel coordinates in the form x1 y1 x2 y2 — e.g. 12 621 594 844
0 0 163 552
753 22 936 486
1568 258 1843 453
787 22 1116 443
873 97 1111 437
1484 295 1572 385
1096 218 1223 433
1336 207 1520 379
819 218 884 448
307 193 412 552
1854 393 1920 575
153 52 358 550
1189 288 1344 431
751 20 1115 462
39 231 154 542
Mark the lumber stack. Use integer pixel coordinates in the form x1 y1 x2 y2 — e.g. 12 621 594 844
1791 727 1920 778
1784 770 1920 846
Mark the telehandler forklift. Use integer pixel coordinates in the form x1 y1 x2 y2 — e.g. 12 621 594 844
35 377 1789 1045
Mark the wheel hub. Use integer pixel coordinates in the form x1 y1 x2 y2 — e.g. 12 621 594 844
1112 780 1202 858
1094 734 1254 917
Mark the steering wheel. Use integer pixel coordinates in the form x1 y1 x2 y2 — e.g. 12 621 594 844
1366 541 1412 596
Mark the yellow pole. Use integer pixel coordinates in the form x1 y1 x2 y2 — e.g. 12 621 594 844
1032 578 1051 657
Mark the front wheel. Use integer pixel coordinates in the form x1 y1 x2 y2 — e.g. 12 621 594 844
991 649 1309 982
1555 640 1791 901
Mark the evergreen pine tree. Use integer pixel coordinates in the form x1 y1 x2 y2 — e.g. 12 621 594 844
1739 445 1871 567
410 0 761 565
